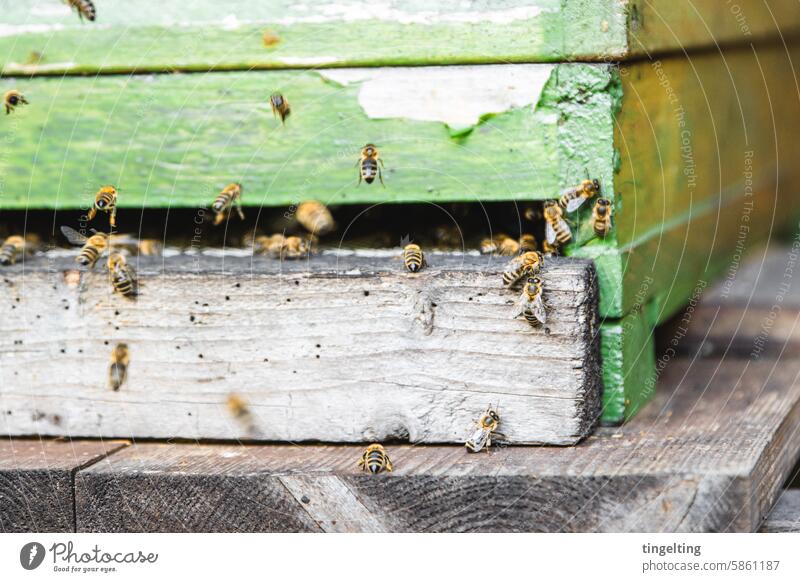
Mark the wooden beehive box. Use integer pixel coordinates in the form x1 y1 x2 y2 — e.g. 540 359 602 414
2 0 800 443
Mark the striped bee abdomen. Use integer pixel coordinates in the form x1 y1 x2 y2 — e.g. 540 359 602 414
360 158 378 183
403 244 425 272
68 0 96 21
359 444 392 474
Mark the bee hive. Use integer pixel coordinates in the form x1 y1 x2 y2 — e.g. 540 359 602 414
2 0 800 439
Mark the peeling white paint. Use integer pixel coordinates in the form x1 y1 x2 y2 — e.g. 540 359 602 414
276 56 341 66
2 61 78 73
274 3 548 26
320 64 555 127
221 14 242 31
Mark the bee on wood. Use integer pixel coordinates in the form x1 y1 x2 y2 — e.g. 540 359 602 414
497 237 521 256
516 276 547 326
543 200 572 246
87 186 119 228
358 143 384 186
480 234 509 255
267 234 316 260
61 226 109 267
0 234 39 265
559 178 601 212
66 0 96 21
108 343 129 391
591 198 613 237
226 393 250 418
502 251 543 288
296 200 335 236
251 233 285 255
519 234 538 252
542 239 560 257
107 252 138 298
212 183 245 225
402 243 426 272
269 93 291 124
358 443 393 474
4 90 29 115
465 406 502 453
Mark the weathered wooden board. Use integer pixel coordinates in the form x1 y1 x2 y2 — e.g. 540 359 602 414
0 252 601 444
1 1 797 75
0 438 127 532
0 63 618 212
761 490 800 533
73 355 800 532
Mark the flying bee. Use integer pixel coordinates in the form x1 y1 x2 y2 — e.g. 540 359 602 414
296 200 335 236
516 276 547 326
502 251 544 288
212 183 245 225
559 178 601 212
107 252 138 298
66 0 96 21
402 243 426 272
61 226 109 267
519 234 538 252
4 90 29 115
465 406 502 453
358 143 384 186
226 393 250 418
262 31 281 46
108 343 129 391
543 200 572 246
269 92 291 124
358 443 393 474
87 185 119 228
0 234 39 265
591 198 613 237
480 234 509 255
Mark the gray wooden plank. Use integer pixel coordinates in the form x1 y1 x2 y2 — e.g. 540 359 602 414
0 438 127 532
761 490 800 532
0 252 601 445
74 354 800 532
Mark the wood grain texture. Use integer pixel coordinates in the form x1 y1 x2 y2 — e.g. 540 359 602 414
0 438 127 532
0 252 601 445
760 490 800 533
1 1 797 75
73 355 800 532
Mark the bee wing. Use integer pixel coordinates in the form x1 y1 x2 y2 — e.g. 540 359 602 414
60 225 88 246
531 293 547 324
466 427 490 452
566 195 588 212
559 185 579 198
559 219 573 242
545 221 557 244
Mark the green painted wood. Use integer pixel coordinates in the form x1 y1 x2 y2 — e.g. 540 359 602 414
0 63 619 212
2 1 799 75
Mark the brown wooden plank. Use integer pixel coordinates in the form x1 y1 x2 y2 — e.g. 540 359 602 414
0 438 127 532
761 490 800 532
75 355 800 532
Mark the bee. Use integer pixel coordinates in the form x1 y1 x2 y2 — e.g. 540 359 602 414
519 234 538 252
212 183 245 225
465 406 502 453
480 234 508 255
61 226 109 267
543 200 572 246
358 443 393 474
107 252 138 298
591 198 613 237
4 90 29 115
523 206 541 222
296 200 335 236
0 234 39 265
559 178 601 212
108 343 129 391
497 237 521 256
269 93 291 124
275 234 316 260
66 0 96 21
87 185 119 228
226 393 250 418
250 233 285 255
502 251 543 288
358 143 384 186
516 276 547 326
542 239 560 257
402 243 426 272
137 239 163 256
